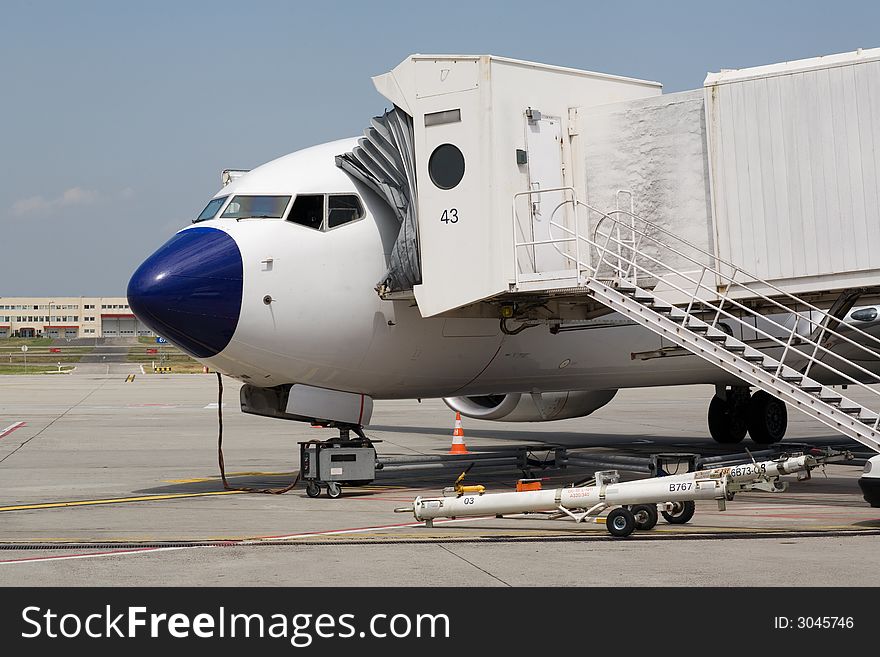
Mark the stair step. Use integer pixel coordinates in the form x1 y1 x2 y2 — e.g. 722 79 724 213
688 324 709 333
653 305 673 314
781 375 803 383
840 406 863 415
799 383 822 392
668 315 686 323
726 344 746 352
706 333 729 342
819 394 843 404
860 417 879 426
744 354 765 362
633 295 654 304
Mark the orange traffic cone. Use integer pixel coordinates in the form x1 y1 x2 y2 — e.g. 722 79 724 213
449 412 469 454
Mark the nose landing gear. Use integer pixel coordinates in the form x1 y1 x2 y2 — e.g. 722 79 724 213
708 386 788 445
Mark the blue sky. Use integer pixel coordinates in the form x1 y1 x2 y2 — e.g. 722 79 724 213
1 0 878 295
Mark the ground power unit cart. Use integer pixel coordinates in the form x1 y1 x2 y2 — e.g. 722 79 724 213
299 437 379 498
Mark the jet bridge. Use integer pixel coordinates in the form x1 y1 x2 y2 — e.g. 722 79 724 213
341 49 880 316
339 49 880 458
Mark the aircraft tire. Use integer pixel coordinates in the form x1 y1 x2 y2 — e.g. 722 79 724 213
661 500 696 524
708 393 748 444
747 390 787 444
606 507 636 537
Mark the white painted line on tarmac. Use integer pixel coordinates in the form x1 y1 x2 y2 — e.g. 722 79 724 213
126 403 177 408
0 546 192 566
0 422 26 440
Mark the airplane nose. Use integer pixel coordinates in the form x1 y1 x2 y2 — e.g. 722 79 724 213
127 227 243 358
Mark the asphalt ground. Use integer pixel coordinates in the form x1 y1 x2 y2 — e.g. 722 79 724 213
0 373 877 586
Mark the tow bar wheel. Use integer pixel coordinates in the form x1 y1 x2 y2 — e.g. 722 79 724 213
606 507 636 537
629 504 659 530
661 500 696 524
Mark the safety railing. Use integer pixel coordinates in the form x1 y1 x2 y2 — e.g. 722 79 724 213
511 186 583 283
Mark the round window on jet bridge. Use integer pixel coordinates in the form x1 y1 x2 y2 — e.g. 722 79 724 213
428 143 465 190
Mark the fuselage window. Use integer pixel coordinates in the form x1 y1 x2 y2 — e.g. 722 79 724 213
327 194 365 229
220 195 291 219
194 196 228 222
287 194 324 230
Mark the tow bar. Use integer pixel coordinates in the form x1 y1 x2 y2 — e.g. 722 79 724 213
395 448 852 537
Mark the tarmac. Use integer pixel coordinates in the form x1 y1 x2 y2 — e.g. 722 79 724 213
0 372 877 586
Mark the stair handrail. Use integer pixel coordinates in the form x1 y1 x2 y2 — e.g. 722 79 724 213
582 205 880 369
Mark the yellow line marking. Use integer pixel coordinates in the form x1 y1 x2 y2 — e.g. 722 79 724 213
0 491 244 512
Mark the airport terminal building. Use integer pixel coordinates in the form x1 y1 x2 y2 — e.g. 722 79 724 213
0 297 154 339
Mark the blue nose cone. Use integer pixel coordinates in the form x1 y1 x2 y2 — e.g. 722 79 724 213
127 227 243 358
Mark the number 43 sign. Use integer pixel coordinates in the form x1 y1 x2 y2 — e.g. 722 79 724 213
440 208 459 224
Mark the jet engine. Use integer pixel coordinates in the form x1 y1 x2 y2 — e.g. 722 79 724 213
443 390 618 422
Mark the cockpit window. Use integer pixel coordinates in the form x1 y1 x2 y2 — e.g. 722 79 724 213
220 195 291 219
287 194 324 230
286 193 364 231
195 196 228 222
327 194 364 229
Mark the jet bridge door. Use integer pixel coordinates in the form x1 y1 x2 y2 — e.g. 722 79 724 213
524 113 570 276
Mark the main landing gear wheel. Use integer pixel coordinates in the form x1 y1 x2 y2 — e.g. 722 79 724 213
661 500 696 525
748 390 788 444
326 483 343 499
606 507 636 537
306 482 321 498
628 504 659 530
708 389 749 444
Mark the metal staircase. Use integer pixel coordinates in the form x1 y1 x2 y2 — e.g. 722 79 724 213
512 190 880 454
586 278 880 452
